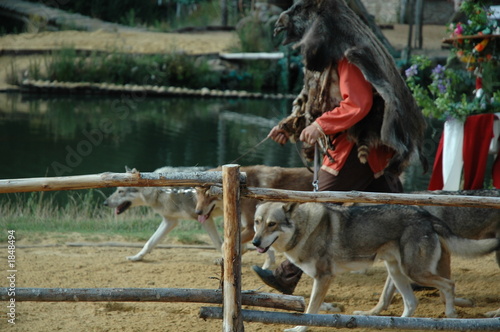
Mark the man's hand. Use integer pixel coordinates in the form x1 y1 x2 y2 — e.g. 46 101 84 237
268 125 289 145
300 123 322 145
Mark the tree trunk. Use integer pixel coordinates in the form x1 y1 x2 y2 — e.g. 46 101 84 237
221 0 228 26
414 0 424 49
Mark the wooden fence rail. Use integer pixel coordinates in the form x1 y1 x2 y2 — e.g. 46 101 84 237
1 172 500 209
0 171 245 193
243 187 500 209
0 288 305 312
199 307 500 331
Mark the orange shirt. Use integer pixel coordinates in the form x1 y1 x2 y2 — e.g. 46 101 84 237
314 58 394 177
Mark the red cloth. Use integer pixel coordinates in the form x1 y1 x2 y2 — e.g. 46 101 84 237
462 113 494 189
493 155 500 188
316 58 393 175
493 138 500 188
427 133 444 190
476 77 482 90
428 114 497 190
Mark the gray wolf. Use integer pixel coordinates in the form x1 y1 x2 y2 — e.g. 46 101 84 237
274 0 427 174
345 189 500 318
103 166 223 261
195 165 313 269
252 202 499 331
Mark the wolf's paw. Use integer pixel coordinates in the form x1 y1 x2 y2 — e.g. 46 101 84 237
454 297 474 307
284 326 308 332
213 257 224 266
485 308 500 318
350 268 368 275
445 310 459 318
127 255 144 261
320 302 343 312
261 250 276 270
353 309 380 316
261 259 275 270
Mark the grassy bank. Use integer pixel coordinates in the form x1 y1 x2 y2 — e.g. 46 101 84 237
24 0 237 31
8 46 295 93
0 190 220 245
4 1 302 94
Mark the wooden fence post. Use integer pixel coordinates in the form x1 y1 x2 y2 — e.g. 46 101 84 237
222 164 244 332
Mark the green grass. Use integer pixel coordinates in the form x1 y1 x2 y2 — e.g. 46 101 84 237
0 190 219 245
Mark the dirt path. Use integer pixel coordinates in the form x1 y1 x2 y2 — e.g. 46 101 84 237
0 23 449 91
1 233 498 332
0 23 448 55
0 29 239 55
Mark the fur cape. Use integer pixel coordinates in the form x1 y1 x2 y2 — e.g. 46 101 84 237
275 0 427 174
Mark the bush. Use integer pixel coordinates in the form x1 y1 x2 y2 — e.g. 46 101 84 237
27 0 232 30
42 48 221 89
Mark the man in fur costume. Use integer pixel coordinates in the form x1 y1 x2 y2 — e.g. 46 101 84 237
252 0 428 295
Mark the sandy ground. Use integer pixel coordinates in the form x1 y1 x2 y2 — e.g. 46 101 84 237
0 232 499 332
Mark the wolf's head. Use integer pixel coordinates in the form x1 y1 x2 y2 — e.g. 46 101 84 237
103 166 146 214
252 202 299 254
194 186 221 223
103 187 145 215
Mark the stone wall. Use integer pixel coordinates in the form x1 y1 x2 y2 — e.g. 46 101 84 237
267 0 456 25
361 0 400 24
361 0 455 25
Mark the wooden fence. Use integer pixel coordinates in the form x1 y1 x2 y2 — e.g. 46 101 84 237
1 164 500 331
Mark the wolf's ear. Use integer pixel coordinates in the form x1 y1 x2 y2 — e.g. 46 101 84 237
125 166 138 174
282 202 298 214
125 166 138 173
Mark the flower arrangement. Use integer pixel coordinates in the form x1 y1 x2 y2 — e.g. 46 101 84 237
405 55 500 121
449 1 499 66
405 1 500 121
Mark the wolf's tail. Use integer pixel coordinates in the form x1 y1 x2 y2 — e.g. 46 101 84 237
433 220 500 257
442 237 500 258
